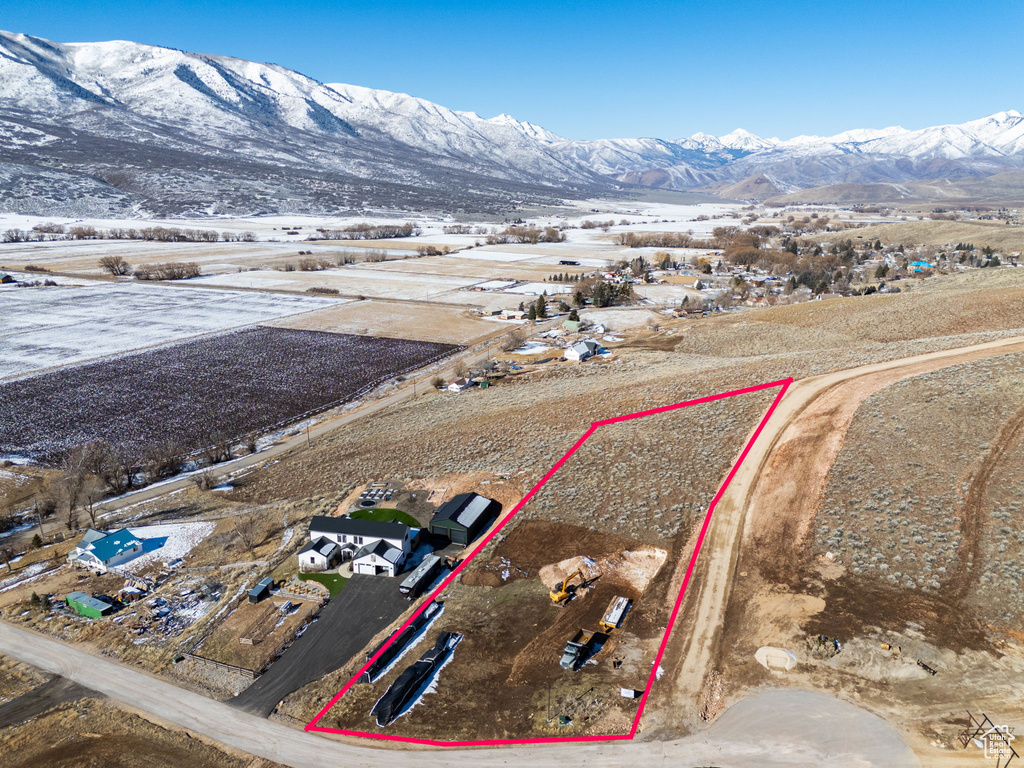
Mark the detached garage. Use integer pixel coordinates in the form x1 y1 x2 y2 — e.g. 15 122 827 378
429 493 501 546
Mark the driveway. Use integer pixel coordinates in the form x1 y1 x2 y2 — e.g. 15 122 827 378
228 574 411 717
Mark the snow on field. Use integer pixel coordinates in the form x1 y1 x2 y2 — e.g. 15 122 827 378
0 283 343 379
504 282 571 295
0 469 29 485
122 521 217 573
193 267 479 300
454 249 539 262
510 341 552 355
473 279 517 290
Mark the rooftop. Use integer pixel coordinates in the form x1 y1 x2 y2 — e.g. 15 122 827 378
309 515 410 540
432 492 499 530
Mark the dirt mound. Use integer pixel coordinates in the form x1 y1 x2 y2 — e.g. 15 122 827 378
539 549 667 594
755 646 798 671
462 520 645 587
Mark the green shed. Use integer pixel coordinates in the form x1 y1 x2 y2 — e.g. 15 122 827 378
66 591 114 619
429 493 501 546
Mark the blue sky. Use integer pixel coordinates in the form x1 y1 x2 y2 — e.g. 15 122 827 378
5 0 1022 140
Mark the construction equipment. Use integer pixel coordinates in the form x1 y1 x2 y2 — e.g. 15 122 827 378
880 642 902 655
599 596 631 632
560 628 599 670
550 569 585 605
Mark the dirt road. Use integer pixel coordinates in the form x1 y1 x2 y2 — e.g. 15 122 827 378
0 621 917 767
670 334 1024 710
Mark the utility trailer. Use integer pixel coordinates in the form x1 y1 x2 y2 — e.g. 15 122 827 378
599 595 632 632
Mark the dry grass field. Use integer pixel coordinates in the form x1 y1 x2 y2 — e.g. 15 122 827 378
814 354 1024 616
0 655 47 704
807 219 1024 252
0 696 269 768
268 300 514 343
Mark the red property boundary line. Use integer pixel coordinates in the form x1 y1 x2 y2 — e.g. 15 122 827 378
306 376 794 746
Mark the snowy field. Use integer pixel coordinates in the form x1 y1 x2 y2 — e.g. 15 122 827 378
122 521 217 573
192 267 481 300
0 282 343 379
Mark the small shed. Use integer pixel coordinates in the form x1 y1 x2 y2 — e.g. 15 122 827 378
66 592 114 619
249 577 274 604
0 274 14 284
429 493 501 546
563 319 581 332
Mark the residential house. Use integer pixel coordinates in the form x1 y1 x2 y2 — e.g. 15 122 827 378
299 536 342 573
68 529 145 573
565 339 601 362
352 540 406 577
428 493 501 546
308 515 413 577
447 377 473 392
562 319 581 333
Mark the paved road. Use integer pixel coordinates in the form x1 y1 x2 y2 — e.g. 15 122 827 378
229 575 411 717
0 620 917 768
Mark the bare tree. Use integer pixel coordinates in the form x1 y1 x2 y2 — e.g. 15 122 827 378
232 511 261 555
453 360 469 379
501 329 527 353
192 470 217 491
81 475 106 528
99 255 131 276
0 546 15 573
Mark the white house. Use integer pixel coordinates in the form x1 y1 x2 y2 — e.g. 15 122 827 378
298 536 341 573
68 529 145 573
351 540 406 577
565 339 601 362
307 515 413 577
447 377 473 392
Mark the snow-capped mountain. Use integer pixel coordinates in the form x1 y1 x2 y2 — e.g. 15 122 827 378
1 29 1023 215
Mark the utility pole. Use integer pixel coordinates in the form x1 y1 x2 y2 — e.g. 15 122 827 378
306 424 311 449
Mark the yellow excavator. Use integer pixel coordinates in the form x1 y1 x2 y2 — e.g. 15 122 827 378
550 569 585 605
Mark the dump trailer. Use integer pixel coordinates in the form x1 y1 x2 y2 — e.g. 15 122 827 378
599 596 631 632
370 631 462 727
399 554 443 600
360 600 443 683
550 569 585 604
560 628 598 670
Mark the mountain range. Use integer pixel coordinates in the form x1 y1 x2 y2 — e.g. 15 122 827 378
2 29 1023 217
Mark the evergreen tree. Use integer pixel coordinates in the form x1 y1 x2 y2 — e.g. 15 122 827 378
568 308 579 321
535 296 547 318
528 305 537 321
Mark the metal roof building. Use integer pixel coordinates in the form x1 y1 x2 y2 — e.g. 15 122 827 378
429 493 501 546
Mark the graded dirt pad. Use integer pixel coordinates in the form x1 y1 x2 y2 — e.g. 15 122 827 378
268 299 513 343
0 696 261 768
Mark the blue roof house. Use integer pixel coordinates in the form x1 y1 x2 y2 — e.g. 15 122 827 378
68 529 145 572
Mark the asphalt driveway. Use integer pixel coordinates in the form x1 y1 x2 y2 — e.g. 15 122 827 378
229 574 410 717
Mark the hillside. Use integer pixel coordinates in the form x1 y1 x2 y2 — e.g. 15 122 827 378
3 30 1024 214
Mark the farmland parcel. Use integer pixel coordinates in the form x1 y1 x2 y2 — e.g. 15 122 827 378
0 326 462 463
